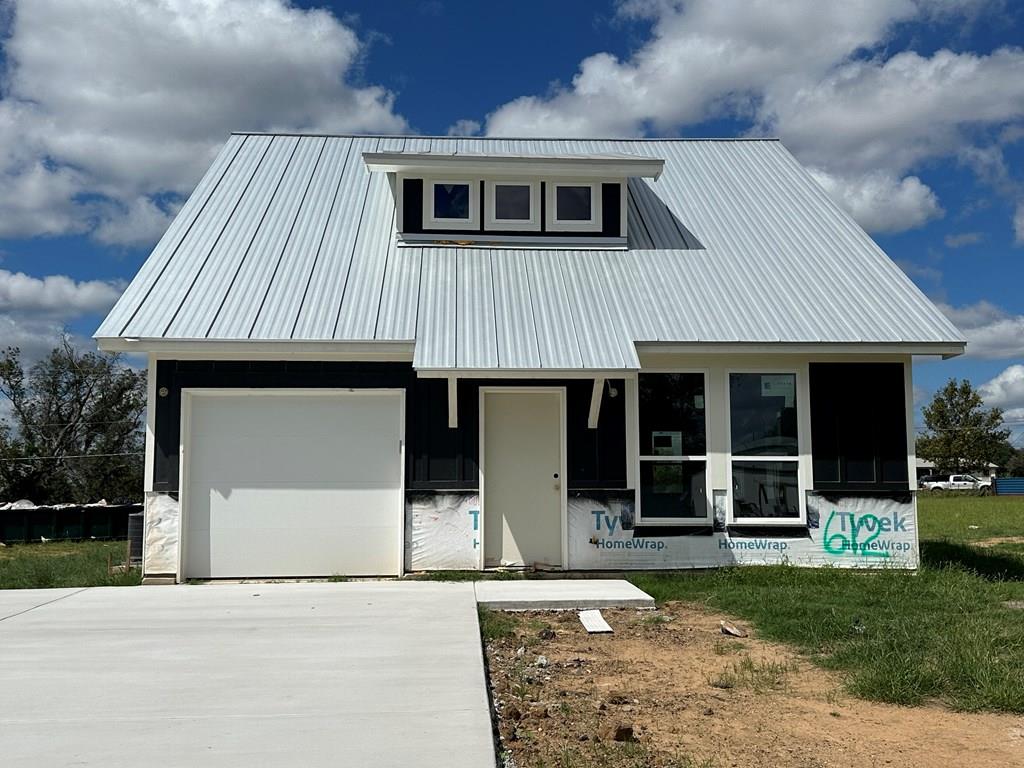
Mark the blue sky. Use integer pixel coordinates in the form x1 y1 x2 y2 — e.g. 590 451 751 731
0 0 1022 440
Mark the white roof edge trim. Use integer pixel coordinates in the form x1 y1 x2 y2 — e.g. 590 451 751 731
362 151 664 180
95 338 415 360
636 342 966 358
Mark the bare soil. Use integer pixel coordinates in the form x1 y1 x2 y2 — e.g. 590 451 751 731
484 603 1024 767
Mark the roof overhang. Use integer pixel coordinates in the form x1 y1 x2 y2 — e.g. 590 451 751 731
636 341 966 359
94 338 415 361
362 151 664 180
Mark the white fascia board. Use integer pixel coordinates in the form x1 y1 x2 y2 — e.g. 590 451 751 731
363 152 664 180
635 341 966 358
95 337 415 361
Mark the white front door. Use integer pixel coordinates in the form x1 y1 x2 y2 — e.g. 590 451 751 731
482 389 563 568
183 391 403 579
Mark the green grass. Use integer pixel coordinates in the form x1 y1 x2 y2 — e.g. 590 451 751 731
0 540 141 589
478 606 518 641
629 494 1024 714
917 494 1024 542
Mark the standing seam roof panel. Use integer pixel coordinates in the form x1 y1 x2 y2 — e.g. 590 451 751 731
97 134 247 338
248 137 353 339
164 136 300 338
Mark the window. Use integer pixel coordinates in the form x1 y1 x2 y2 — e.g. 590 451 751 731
809 363 909 491
636 372 709 523
728 372 803 523
423 179 479 230
485 180 540 231
546 181 602 232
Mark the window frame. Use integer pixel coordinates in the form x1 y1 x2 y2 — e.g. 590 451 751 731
633 368 712 526
423 177 480 230
484 179 541 231
546 180 603 232
725 367 808 526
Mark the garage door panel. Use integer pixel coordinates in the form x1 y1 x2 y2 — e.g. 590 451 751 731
197 527 399 578
192 486 401 530
188 442 399 483
184 392 403 579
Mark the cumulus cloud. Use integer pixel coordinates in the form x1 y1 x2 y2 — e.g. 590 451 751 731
0 0 408 247
979 365 1024 412
0 270 125 361
809 170 943 233
448 119 482 137
939 301 1024 358
482 0 1024 236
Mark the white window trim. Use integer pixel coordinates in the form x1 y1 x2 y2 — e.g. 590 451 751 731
546 180 603 232
423 177 480 230
725 368 809 526
485 179 541 231
634 368 713 526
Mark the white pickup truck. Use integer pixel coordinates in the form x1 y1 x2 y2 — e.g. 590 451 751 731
919 474 993 492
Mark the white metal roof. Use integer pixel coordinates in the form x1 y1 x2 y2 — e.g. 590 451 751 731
362 149 665 178
96 133 965 369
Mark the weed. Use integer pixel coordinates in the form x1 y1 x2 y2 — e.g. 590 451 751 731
479 606 517 642
327 573 348 583
709 655 790 692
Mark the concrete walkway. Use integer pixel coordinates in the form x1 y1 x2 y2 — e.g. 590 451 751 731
0 582 495 768
474 578 655 610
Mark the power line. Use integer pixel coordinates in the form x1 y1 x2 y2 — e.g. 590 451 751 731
0 452 143 463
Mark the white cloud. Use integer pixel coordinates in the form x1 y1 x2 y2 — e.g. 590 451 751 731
979 364 1024 411
1015 201 1024 244
448 119 482 137
0 270 123 316
809 170 943 233
944 231 984 248
939 301 1024 358
0 0 408 247
483 0 1024 235
0 270 124 362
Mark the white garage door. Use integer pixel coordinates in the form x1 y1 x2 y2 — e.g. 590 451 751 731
183 391 403 579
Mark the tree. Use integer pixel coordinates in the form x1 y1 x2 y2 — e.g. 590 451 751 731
1006 449 1024 477
0 339 145 504
916 378 1010 474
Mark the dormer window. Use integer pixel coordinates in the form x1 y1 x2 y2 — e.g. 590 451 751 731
486 180 540 231
548 181 601 232
364 150 663 247
425 180 479 230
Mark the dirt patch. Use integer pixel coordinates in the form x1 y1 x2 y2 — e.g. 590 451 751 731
484 603 1024 767
974 536 1024 548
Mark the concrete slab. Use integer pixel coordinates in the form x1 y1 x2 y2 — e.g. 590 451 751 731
0 587 87 621
0 582 495 768
474 579 655 611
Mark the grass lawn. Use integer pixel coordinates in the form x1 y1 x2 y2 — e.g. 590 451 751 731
0 540 141 590
629 494 1024 714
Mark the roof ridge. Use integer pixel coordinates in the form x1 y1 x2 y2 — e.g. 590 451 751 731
229 131 781 142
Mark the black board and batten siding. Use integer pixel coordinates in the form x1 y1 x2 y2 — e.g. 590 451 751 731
151 361 626 493
401 179 623 238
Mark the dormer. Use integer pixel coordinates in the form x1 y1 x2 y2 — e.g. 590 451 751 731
362 150 664 248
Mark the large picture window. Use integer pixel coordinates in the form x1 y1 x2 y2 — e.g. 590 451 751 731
637 372 708 523
728 372 802 523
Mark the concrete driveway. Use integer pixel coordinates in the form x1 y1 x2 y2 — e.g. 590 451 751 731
0 582 495 767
